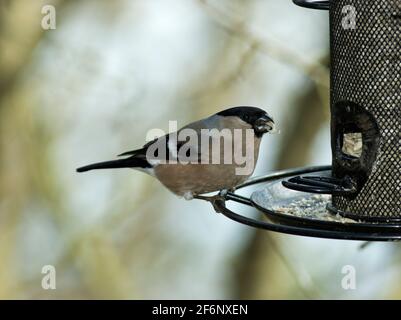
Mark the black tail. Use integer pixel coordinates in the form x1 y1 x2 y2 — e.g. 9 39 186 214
76 157 150 173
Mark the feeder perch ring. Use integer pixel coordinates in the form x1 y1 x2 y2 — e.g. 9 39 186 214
292 0 329 10
204 166 401 242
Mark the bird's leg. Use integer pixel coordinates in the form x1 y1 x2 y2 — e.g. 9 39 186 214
227 187 236 193
219 189 229 198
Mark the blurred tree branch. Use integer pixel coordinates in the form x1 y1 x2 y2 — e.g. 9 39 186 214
193 0 331 299
0 0 64 98
198 0 329 92
235 66 329 299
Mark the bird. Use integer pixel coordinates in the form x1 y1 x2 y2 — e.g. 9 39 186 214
76 106 276 200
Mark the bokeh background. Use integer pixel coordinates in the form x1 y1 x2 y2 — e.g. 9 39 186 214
1 0 400 299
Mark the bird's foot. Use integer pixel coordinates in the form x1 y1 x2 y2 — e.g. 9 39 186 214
219 189 228 198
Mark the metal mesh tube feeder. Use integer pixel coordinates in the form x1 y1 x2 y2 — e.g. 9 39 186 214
200 0 401 241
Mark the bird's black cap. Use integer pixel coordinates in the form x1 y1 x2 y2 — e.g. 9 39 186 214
216 106 273 126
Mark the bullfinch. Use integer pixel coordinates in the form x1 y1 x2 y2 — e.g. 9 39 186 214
77 106 276 200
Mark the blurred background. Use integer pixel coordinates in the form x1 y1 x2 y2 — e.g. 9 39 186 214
1 0 400 299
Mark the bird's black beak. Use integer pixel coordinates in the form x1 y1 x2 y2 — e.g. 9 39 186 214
254 114 276 134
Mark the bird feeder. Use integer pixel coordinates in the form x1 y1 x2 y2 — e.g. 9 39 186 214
204 0 401 241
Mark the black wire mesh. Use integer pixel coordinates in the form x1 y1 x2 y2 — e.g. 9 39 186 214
329 0 401 219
